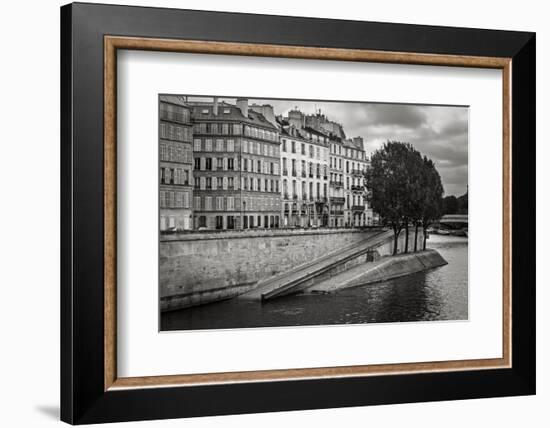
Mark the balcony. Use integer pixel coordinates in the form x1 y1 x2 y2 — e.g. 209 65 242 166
284 193 290 200
330 197 345 205
302 194 308 201
329 180 343 188
351 185 363 192
352 168 363 176
352 205 365 211
315 197 327 204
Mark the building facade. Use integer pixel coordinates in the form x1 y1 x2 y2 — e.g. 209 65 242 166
159 95 194 231
191 98 281 230
159 97 374 233
279 118 330 228
328 136 373 227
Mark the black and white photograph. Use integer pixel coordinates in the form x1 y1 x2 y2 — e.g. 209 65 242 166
159 95 469 331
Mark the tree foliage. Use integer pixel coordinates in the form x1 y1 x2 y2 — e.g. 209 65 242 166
365 141 443 254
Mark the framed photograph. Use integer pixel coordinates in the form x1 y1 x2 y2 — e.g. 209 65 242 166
61 2 535 424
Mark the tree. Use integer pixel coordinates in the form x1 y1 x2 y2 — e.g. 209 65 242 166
366 141 421 255
419 157 444 250
402 148 425 253
366 142 444 255
443 195 458 214
457 191 468 214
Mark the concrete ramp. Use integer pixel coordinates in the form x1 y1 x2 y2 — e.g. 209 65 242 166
238 229 394 301
307 249 448 294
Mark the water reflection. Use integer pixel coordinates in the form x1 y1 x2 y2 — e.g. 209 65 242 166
161 235 468 331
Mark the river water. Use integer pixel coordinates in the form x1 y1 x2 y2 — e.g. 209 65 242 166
161 234 468 331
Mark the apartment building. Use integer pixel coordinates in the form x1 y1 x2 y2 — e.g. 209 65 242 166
190 98 281 230
159 95 194 231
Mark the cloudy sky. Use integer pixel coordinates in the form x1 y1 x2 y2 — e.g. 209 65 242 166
188 96 469 197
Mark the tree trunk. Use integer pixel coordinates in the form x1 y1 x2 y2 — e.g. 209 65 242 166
392 225 399 255
414 222 419 252
423 226 428 250
404 221 409 253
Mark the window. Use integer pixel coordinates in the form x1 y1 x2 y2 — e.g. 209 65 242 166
205 177 212 189
167 191 175 208
198 216 206 228
224 108 231 114
205 196 213 211
257 160 261 173
201 109 209 114
227 158 234 170
222 124 229 134
227 139 234 152
175 192 183 208
205 158 212 170
291 141 296 153
183 192 190 208
309 145 314 158
227 216 235 229
217 177 223 189
282 139 287 152
257 178 262 191
215 216 223 230
215 139 224 151
228 177 234 189
194 157 200 170
217 158 223 170
216 196 224 211
193 139 201 151
227 196 235 211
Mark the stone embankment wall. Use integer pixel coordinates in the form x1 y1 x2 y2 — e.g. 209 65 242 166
161 227 424 311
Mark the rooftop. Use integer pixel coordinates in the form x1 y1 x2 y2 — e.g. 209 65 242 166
188 102 278 131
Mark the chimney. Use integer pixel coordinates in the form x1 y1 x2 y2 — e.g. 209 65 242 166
236 98 248 117
212 97 219 115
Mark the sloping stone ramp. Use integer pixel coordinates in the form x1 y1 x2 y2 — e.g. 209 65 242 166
306 249 447 294
238 229 396 301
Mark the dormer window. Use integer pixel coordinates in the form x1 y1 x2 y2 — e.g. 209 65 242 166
201 109 209 114
223 108 230 114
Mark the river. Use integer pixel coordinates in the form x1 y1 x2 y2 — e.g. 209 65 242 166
161 234 468 331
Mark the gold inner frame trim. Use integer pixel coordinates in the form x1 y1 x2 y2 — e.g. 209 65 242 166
104 35 512 391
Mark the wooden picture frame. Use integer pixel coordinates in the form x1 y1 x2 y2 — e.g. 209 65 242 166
61 2 535 424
